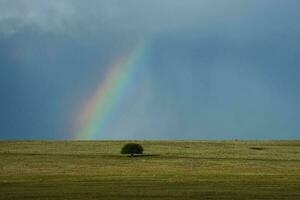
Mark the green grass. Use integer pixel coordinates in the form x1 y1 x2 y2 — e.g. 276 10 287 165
0 141 299 199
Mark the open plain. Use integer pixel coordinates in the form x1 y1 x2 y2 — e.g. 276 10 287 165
0 141 299 199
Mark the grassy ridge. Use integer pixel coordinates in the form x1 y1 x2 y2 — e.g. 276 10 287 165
0 141 299 199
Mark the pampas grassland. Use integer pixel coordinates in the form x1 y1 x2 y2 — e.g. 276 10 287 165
0 141 299 199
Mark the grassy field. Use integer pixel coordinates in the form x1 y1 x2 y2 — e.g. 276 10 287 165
0 141 299 199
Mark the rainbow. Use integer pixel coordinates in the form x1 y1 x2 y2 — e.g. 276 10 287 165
74 39 150 140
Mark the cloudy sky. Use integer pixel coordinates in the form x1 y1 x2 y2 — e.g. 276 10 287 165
0 0 299 140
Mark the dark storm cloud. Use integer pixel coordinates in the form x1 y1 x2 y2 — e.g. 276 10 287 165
0 0 300 139
2 1 296 37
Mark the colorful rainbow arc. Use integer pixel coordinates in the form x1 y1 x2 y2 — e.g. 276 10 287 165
75 40 150 140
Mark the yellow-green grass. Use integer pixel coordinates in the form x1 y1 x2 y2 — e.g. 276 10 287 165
0 141 299 199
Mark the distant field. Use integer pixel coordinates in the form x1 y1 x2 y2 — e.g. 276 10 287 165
0 141 299 199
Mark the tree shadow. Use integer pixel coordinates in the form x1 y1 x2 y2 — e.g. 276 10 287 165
249 147 265 150
125 154 160 158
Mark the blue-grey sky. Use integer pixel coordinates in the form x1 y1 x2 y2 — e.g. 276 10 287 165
0 0 299 140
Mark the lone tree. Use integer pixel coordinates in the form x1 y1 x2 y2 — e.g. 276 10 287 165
121 143 144 157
